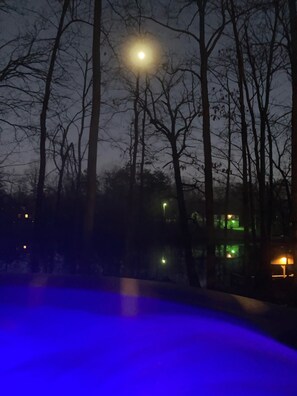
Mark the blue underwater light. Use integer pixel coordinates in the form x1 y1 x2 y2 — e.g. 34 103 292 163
0 283 297 395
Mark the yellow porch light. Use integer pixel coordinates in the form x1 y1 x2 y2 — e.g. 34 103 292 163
271 253 294 278
271 254 294 265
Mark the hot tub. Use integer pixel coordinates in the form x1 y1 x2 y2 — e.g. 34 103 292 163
0 274 297 395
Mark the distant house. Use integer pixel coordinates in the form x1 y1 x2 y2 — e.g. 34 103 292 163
214 214 243 231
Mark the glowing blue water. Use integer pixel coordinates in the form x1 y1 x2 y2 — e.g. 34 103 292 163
0 285 297 395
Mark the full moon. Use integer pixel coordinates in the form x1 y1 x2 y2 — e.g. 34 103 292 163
124 38 160 70
137 51 146 60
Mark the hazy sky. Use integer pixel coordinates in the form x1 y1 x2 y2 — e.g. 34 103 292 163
0 1 292 189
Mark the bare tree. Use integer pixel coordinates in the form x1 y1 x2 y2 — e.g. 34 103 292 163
238 1 286 285
139 0 226 287
31 0 72 272
82 0 102 272
288 0 297 274
0 15 47 169
141 62 200 286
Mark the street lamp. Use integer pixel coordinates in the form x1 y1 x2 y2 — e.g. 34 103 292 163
162 202 167 218
161 256 167 265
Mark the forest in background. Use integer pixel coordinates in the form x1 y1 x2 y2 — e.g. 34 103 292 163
1 0 297 290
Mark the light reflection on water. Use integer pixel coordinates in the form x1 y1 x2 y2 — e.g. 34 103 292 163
0 285 297 395
140 244 244 284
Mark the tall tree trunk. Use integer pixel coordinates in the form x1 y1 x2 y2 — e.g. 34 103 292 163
288 0 297 276
137 84 147 270
198 1 215 287
31 0 70 272
224 79 232 259
77 55 91 198
82 0 102 272
229 0 250 274
171 140 199 287
247 144 257 246
267 121 274 239
139 83 147 219
66 55 90 274
245 2 279 284
125 74 140 276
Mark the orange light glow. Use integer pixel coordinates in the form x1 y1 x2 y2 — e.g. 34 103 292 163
271 253 294 278
271 254 294 265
